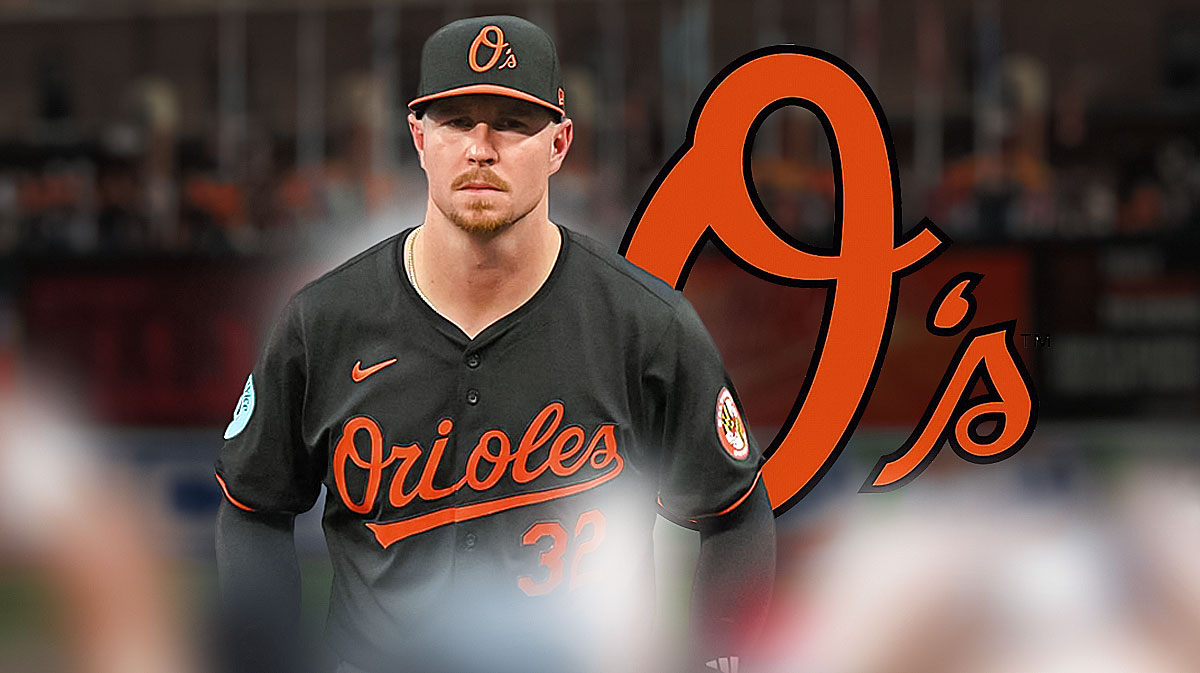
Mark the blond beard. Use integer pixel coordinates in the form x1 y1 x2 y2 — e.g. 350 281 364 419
446 198 541 235
446 200 514 234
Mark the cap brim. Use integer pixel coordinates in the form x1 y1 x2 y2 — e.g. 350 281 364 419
408 84 565 117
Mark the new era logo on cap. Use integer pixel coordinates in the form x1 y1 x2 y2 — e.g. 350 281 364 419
409 15 565 119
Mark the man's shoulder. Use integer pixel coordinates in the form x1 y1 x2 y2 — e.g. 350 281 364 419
292 229 407 306
562 227 684 314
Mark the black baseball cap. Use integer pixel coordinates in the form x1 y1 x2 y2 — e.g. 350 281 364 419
408 15 566 120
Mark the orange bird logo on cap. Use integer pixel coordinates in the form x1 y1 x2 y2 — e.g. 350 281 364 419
468 25 518 73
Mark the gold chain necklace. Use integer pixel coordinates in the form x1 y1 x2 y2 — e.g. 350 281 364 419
405 226 435 308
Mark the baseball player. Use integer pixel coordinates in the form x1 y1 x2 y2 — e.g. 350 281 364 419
215 15 774 673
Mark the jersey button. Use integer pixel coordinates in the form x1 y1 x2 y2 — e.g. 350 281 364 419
463 532 477 550
466 353 480 368
466 389 480 405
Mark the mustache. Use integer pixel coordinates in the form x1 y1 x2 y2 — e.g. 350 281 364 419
452 169 510 191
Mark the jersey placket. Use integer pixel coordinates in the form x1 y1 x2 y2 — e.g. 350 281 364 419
450 338 488 583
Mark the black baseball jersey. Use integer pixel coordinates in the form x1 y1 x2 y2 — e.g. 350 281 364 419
215 225 763 673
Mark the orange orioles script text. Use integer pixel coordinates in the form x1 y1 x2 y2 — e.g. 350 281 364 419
621 46 1037 515
333 401 624 547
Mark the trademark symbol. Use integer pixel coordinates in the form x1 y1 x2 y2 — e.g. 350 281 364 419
1020 333 1052 349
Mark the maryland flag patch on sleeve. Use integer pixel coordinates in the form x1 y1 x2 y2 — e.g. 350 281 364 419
715 387 749 461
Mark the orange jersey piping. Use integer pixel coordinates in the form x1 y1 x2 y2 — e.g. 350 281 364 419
215 472 256 512
658 470 763 523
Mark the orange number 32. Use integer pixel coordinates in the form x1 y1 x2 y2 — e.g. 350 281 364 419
518 509 607 596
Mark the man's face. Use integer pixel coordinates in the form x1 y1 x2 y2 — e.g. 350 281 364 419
409 95 573 235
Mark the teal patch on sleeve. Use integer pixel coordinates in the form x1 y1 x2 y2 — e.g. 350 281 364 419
224 374 255 440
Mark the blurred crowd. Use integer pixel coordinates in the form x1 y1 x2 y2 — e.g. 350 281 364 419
0 32 1196 258
4 102 1199 258
0 120 413 257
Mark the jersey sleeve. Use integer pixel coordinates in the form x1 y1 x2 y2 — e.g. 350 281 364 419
215 295 324 515
644 299 763 522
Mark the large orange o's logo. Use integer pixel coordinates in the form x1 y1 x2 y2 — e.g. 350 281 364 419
622 46 1036 516
468 25 517 73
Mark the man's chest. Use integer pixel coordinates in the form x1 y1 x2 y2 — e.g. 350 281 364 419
301 311 652 546
310 312 638 443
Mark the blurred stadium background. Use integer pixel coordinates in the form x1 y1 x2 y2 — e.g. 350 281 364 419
0 0 1198 672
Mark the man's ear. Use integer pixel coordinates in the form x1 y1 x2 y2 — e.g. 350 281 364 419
408 113 426 169
547 118 574 176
